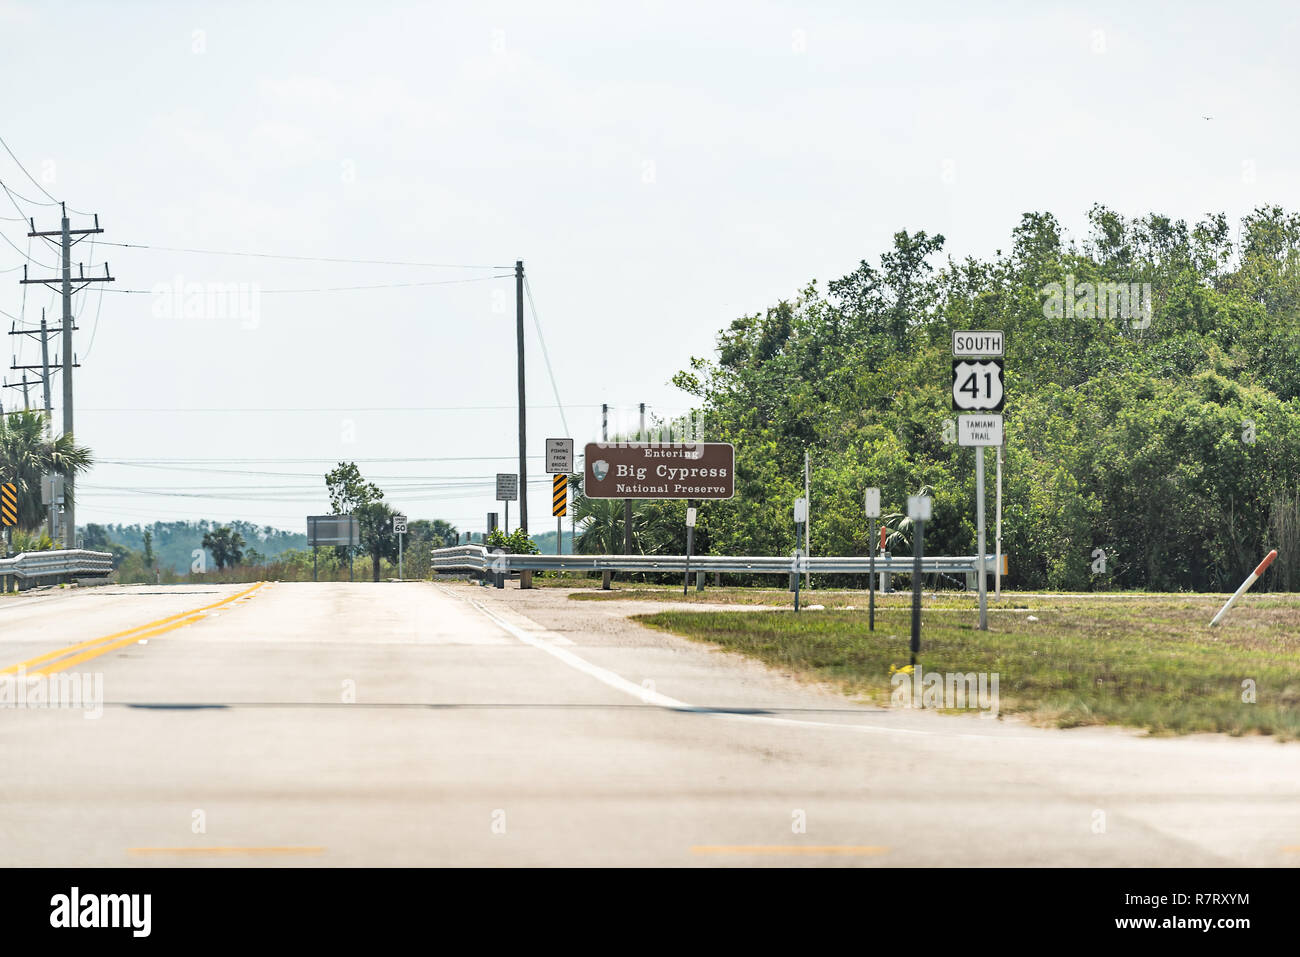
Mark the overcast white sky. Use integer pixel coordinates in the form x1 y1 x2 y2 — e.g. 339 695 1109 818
2 0 1296 536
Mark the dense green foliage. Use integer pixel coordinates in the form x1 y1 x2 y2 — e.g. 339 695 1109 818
651 206 1300 591
485 527 540 554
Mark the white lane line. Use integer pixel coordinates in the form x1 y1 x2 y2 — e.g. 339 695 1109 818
449 587 936 738
466 595 689 709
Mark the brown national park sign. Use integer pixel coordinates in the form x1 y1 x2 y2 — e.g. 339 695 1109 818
583 443 735 500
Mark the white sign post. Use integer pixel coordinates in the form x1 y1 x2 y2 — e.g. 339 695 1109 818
683 506 698 596
393 513 407 578
865 487 881 631
496 473 518 533
953 332 1004 632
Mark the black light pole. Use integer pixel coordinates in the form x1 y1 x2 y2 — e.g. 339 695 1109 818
793 496 807 612
908 495 931 667
683 504 696 597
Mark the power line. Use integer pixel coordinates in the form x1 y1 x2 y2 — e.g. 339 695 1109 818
100 274 510 295
0 223 55 267
82 476 558 490
101 455 547 464
0 133 63 206
78 403 603 413
0 176 56 210
91 462 548 479
98 241 505 270
524 275 569 436
81 259 108 359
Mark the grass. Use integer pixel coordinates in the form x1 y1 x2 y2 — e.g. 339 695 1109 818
633 594 1300 739
560 580 1199 607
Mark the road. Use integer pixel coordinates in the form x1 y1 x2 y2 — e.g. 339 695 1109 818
0 580 1297 866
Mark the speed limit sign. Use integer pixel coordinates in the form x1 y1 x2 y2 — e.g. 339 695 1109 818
951 359 1005 411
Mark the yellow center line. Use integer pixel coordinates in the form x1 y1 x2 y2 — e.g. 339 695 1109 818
127 846 324 856
1 582 265 677
691 845 889 856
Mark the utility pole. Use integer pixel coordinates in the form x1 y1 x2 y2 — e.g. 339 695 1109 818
515 260 528 536
39 313 51 420
41 315 54 539
6 308 60 415
22 205 112 546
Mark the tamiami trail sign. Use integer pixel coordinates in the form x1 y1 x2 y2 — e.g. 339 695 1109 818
583 442 735 499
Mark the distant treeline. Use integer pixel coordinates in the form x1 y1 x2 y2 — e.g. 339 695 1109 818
86 520 307 573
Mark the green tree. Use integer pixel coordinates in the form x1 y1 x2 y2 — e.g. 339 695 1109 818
200 526 245 571
355 501 398 581
325 462 382 513
0 411 93 530
485 527 540 554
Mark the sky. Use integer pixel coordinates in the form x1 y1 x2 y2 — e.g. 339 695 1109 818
2 0 1298 537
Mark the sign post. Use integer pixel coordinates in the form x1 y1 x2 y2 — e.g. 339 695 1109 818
496 473 518 534
683 505 697 596
952 331 1005 632
908 494 931 665
995 443 1003 599
393 513 407 579
865 487 881 631
307 514 360 584
552 475 567 554
547 439 573 557
793 497 807 612
1 482 14 593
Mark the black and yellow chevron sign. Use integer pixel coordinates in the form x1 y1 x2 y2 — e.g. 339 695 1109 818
1 483 16 527
552 474 567 517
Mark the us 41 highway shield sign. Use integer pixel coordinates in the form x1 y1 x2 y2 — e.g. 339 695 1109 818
951 358 1005 411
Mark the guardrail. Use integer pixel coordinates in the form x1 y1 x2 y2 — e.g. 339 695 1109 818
0 549 115 581
431 544 994 578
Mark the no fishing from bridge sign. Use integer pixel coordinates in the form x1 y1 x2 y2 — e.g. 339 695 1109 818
583 443 735 500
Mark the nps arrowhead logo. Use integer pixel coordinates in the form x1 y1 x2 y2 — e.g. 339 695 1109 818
592 460 609 482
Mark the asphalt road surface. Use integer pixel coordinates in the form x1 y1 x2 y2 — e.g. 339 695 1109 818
1 580 1296 867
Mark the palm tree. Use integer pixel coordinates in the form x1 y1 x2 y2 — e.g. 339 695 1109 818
880 483 935 551
0 411 94 531
572 479 683 555
574 495 629 554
